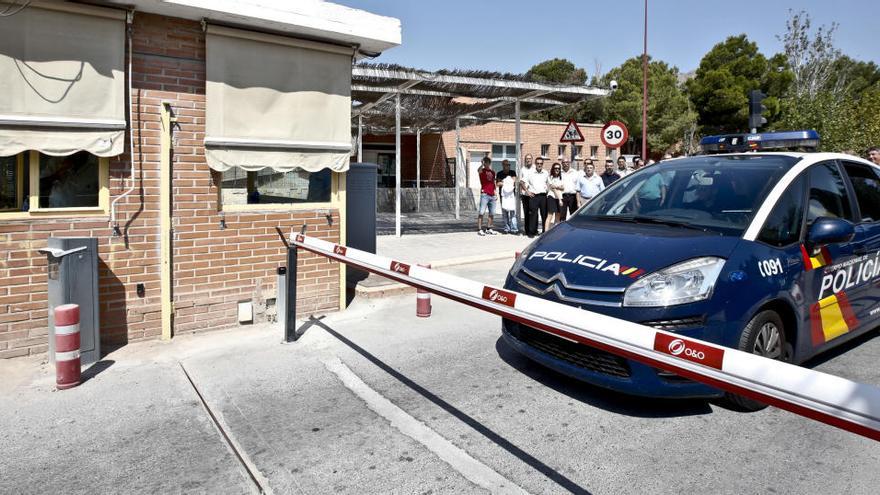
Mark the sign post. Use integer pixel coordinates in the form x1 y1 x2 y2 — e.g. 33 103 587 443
600 120 629 150
559 119 585 170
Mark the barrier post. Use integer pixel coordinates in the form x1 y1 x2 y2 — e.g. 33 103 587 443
54 304 81 390
416 263 432 317
284 245 298 342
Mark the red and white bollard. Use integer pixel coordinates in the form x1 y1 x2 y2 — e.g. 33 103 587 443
416 263 432 318
54 304 81 390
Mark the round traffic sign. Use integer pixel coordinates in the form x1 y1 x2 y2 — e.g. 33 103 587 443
601 121 629 148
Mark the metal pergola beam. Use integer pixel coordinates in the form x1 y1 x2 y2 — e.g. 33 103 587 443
352 66 609 97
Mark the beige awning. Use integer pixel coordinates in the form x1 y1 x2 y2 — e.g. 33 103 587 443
205 25 354 173
0 2 126 157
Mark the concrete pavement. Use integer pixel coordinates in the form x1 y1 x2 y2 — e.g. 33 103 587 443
3 256 880 494
352 231 533 298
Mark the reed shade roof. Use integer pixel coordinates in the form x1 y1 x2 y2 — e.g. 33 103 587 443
351 64 608 133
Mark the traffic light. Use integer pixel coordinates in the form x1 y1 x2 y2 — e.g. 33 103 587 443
748 90 768 132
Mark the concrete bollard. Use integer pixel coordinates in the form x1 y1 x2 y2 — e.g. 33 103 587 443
417 263 432 318
54 304 81 390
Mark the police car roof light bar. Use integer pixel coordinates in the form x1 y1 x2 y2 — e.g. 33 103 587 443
700 130 820 154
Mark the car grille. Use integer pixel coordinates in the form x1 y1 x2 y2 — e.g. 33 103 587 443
512 268 625 307
505 320 631 378
640 316 705 331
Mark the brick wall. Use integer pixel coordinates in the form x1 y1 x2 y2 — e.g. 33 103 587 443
0 12 342 358
441 120 609 169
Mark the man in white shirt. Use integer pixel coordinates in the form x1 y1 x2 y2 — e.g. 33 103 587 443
519 154 534 229
524 159 549 237
576 162 605 207
560 159 583 220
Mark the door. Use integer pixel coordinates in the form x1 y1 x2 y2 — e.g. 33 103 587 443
802 161 861 352
839 160 880 327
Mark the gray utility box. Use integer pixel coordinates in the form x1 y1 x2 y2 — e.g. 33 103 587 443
346 163 378 284
39 238 100 365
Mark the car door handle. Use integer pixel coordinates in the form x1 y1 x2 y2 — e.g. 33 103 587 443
853 244 868 256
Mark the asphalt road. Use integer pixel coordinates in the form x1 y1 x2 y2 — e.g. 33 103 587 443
2 258 878 494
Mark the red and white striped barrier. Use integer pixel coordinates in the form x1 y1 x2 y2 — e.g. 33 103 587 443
54 304 81 390
292 233 880 441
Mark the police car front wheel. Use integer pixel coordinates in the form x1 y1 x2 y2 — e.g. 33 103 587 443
722 310 792 411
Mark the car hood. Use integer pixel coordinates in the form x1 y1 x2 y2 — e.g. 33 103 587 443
517 219 742 289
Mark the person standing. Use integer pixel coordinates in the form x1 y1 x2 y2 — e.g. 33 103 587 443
519 154 535 230
476 156 498 236
496 159 516 196
546 163 565 232
616 156 631 177
560 159 582 220
576 162 604 207
601 159 621 187
524 158 549 238
868 147 880 165
500 173 519 234
632 157 645 171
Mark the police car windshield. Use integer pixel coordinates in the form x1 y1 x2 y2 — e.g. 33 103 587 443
578 155 799 235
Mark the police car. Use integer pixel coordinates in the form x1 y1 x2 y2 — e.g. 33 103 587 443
502 130 880 409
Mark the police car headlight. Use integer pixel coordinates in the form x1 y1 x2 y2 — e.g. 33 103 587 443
623 257 725 307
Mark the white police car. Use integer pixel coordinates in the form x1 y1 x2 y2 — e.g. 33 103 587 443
502 130 880 409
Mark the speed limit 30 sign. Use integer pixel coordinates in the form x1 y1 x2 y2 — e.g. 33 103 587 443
601 121 629 148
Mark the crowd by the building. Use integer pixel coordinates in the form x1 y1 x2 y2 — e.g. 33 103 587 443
475 152 659 237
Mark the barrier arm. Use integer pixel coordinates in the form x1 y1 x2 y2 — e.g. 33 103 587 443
291 233 880 442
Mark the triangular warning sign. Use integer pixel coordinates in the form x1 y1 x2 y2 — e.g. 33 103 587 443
559 119 585 142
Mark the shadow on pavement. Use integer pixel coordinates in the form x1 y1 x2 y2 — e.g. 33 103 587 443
801 328 879 369
305 316 592 495
495 337 713 419
81 360 115 383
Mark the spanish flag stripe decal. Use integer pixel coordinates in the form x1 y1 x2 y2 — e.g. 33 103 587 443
836 291 859 329
622 267 637 275
810 302 825 346
800 245 813 270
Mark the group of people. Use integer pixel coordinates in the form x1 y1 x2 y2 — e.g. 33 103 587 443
476 153 651 238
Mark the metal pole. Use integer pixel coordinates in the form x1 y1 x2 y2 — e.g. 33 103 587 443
641 0 648 161
514 100 522 226
395 92 401 237
357 114 363 163
454 117 460 220
416 128 421 213
284 247 298 342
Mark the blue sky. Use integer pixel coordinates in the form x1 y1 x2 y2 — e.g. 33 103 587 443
339 0 879 76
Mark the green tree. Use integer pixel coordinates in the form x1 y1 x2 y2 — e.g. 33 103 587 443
686 35 791 133
598 56 697 155
526 58 587 85
776 10 880 152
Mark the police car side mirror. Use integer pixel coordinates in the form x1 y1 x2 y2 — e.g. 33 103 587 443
806 217 855 248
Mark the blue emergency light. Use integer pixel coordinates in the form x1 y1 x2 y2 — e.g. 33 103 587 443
699 130 820 154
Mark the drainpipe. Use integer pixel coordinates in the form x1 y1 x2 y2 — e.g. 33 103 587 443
110 10 136 236
160 102 175 340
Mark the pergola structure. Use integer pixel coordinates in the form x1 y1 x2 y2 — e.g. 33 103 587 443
351 64 609 236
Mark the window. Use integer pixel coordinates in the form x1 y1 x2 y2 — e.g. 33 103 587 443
490 143 517 172
590 146 599 159
0 151 108 216
606 147 613 158
557 144 566 158
807 162 853 223
220 168 332 206
758 176 805 247
0 154 25 211
842 162 880 222
540 144 550 158
574 145 583 158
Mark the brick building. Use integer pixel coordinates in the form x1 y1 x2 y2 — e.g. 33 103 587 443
0 1 399 359
361 119 615 192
